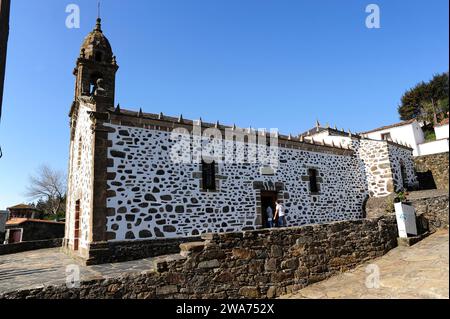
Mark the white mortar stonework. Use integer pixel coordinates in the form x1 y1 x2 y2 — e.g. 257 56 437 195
354 139 393 197
104 124 368 241
65 103 94 249
304 130 417 197
388 144 418 191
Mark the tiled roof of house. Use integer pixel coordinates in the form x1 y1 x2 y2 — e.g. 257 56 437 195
7 204 38 211
360 119 416 134
5 218 28 225
6 218 65 226
436 117 449 127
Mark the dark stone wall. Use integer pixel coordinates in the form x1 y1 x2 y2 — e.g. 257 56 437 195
0 239 62 256
86 236 201 265
414 152 449 191
0 216 398 299
364 190 448 232
6 221 65 242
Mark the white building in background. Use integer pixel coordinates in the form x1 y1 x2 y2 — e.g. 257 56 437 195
360 119 449 157
435 120 449 140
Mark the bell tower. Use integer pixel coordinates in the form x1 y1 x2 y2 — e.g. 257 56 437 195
65 17 119 261
73 18 118 111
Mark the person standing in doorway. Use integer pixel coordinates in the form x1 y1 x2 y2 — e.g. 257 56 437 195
266 205 274 228
274 200 286 227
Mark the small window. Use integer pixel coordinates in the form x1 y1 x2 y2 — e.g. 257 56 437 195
381 133 392 141
308 168 319 193
400 162 408 189
202 160 216 191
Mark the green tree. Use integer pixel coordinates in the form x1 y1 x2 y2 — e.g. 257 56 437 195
398 72 449 124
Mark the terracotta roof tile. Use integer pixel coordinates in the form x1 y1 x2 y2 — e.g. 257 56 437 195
7 204 38 210
6 218 64 226
360 119 416 134
436 117 449 127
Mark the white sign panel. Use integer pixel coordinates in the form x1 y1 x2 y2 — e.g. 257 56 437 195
260 166 275 176
395 203 418 238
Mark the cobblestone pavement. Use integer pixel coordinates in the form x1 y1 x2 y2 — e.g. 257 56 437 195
0 248 175 294
281 230 449 299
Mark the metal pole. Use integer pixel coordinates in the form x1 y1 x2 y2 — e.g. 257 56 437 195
0 0 11 123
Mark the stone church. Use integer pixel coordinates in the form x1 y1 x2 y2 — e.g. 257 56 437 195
63 19 418 264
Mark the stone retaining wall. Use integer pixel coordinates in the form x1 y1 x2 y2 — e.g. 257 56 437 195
414 152 449 190
0 238 63 256
0 216 398 299
409 193 449 232
365 191 449 233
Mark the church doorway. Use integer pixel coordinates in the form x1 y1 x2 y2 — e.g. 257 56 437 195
261 191 278 228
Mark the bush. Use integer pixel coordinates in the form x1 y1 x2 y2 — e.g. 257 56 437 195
424 130 436 142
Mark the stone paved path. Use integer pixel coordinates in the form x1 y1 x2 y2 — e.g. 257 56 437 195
281 230 449 299
0 248 178 294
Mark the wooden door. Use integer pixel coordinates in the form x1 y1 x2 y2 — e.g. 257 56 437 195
9 229 22 243
74 200 80 250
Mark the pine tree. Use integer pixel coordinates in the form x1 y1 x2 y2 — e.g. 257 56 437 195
398 72 449 124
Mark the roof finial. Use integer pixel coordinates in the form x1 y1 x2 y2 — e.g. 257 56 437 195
95 18 102 32
95 1 102 32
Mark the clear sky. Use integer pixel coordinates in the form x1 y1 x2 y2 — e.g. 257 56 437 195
0 0 448 209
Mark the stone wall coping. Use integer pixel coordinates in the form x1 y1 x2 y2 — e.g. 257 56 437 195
408 192 449 201
90 235 202 248
385 139 414 151
200 216 393 242
415 151 449 159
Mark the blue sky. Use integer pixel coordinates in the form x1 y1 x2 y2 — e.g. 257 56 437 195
0 0 448 209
